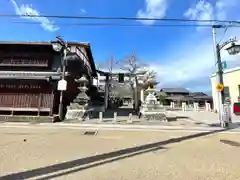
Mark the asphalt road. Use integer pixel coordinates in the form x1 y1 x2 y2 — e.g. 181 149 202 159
0 126 240 180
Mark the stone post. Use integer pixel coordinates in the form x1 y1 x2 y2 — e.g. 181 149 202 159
182 102 187 112
99 112 103 122
208 103 211 112
104 74 109 109
140 89 144 103
113 112 117 123
194 102 199 112
205 102 211 112
170 102 175 109
127 113 133 123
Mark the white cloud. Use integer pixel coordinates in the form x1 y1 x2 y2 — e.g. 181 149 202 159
184 0 238 22
216 0 238 20
10 0 59 32
184 0 238 32
152 30 240 90
148 0 240 92
151 39 215 88
153 0 240 90
80 9 86 13
184 0 214 21
137 0 168 25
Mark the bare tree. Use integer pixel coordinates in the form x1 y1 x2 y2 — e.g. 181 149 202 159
117 52 157 110
97 53 157 110
97 56 120 98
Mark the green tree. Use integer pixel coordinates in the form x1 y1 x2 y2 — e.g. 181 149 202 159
156 92 167 104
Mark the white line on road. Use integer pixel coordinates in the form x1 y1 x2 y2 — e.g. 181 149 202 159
1 124 240 134
0 122 221 130
36 123 221 130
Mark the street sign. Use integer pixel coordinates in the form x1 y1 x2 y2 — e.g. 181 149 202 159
57 79 67 91
222 103 232 125
224 97 231 105
222 61 227 69
216 83 224 91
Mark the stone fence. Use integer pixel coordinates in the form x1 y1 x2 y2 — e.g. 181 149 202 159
167 102 212 112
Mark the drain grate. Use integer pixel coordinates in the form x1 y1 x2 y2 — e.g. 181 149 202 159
82 130 98 136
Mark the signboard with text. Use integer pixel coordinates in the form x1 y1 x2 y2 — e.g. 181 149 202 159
57 79 67 91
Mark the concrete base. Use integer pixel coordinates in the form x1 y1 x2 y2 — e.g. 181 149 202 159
65 109 89 121
142 112 167 121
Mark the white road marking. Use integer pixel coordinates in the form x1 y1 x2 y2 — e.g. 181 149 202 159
1 123 239 134
98 136 124 140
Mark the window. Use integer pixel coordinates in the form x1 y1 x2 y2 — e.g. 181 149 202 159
118 73 124 83
223 86 230 98
238 85 240 96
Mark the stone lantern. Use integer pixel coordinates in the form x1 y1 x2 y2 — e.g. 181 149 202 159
66 75 90 121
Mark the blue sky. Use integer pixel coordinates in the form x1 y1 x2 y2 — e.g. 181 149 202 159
0 0 240 93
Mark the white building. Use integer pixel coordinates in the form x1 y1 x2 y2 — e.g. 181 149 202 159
211 67 240 112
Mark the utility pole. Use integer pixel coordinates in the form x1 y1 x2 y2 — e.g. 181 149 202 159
133 50 139 110
104 56 114 109
52 36 68 122
58 48 67 121
108 56 114 94
108 56 113 73
212 25 225 127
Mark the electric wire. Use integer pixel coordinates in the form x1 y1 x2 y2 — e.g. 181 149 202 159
0 13 240 24
5 21 240 28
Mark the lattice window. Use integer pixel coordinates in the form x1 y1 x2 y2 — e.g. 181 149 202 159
0 83 41 89
0 58 49 66
0 92 54 109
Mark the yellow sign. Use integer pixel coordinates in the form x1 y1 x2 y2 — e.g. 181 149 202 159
216 83 224 91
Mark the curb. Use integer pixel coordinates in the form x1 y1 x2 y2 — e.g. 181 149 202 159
0 122 223 131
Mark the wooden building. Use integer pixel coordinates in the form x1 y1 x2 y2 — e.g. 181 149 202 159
0 41 97 116
160 88 213 107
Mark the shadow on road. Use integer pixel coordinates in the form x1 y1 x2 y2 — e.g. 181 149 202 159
210 122 240 128
220 139 240 147
0 128 233 180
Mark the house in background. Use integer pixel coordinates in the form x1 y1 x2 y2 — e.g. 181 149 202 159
160 88 190 96
160 88 213 107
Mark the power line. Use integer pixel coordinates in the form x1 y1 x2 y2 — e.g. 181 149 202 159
6 21 240 28
1 13 240 24
218 27 228 44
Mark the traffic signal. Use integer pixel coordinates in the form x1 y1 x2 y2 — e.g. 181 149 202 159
118 73 124 83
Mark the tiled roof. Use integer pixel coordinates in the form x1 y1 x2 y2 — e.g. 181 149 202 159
190 92 207 96
160 88 190 93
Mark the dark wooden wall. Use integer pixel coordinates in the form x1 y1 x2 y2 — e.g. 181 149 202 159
0 80 54 115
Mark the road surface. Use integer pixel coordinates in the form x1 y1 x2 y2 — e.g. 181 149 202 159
0 126 240 180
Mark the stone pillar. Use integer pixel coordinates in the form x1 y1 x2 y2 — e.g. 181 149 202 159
205 102 211 112
99 112 103 122
65 75 90 121
113 112 117 123
140 89 144 103
170 102 175 109
208 103 211 112
104 75 109 109
127 113 133 123
193 102 199 112
182 102 187 112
